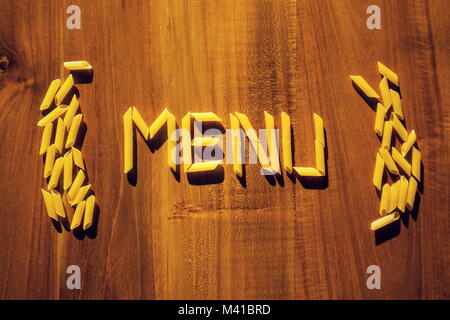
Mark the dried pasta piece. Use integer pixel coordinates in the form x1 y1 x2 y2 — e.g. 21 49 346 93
132 106 150 139
373 152 384 191
379 77 392 110
281 112 293 174
390 113 408 141
63 150 73 190
377 61 399 86
230 114 243 177
390 89 404 120
391 147 411 175
48 156 64 190
313 113 325 146
349 75 380 99
41 189 58 220
191 112 221 122
83 195 95 230
379 148 399 175
37 106 68 127
381 121 393 149
67 170 85 202
39 123 53 155
40 79 61 110
65 114 82 149
375 103 386 136
264 111 280 174
70 200 85 230
412 147 421 181
71 147 85 170
123 107 133 173
63 95 79 129
315 140 325 175
370 212 400 231
388 180 400 212
406 177 418 211
63 61 93 71
51 190 66 218
55 74 74 105
149 109 168 139
401 130 416 156
182 112 192 171
294 167 324 177
44 144 57 179
186 161 221 173
54 117 66 153
397 175 409 212
191 137 220 146
70 184 91 206
379 183 390 216
166 111 177 171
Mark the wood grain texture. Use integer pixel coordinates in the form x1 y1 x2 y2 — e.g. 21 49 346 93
0 0 448 299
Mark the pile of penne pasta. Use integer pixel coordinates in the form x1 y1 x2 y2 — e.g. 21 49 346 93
350 62 421 231
38 61 96 231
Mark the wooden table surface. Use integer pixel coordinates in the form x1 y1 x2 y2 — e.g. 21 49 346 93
0 0 448 299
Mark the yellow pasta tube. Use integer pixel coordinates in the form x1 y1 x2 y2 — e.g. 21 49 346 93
230 114 243 177
234 112 259 142
379 183 390 216
67 170 85 202
349 75 380 99
41 189 58 220
379 148 399 175
412 147 421 181
370 212 400 231
51 190 66 218
390 89 404 120
39 122 53 155
182 113 192 171
191 112 221 122
132 106 150 139
40 79 61 110
391 147 411 175
70 184 91 206
186 161 221 173
390 113 408 141
48 156 64 190
401 130 416 156
281 112 292 174
313 113 325 146
149 109 168 139
83 195 95 230
70 200 85 230
63 150 73 190
63 61 93 70
388 181 400 212
264 111 280 174
191 137 220 146
406 177 418 211
37 106 68 127
315 140 325 175
65 114 82 149
381 121 393 149
373 152 384 191
166 111 177 171
375 103 386 136
123 107 133 173
71 146 85 170
377 61 399 86
54 117 66 153
397 175 409 212
63 95 79 129
379 77 392 109
44 144 57 178
293 167 324 177
55 74 74 105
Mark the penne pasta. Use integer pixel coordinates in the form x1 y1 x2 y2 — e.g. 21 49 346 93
83 195 95 230
391 147 411 175
191 112 221 122
182 112 192 171
388 180 400 213
191 137 220 147
63 150 73 190
166 111 177 171
390 89 404 120
39 122 53 155
123 107 133 173
39 79 61 110
63 61 93 71
230 114 243 177
264 111 280 174
381 120 393 149
379 148 399 175
349 75 380 99
67 170 85 202
51 190 66 218
379 183 390 216
54 117 66 153
397 175 409 212
373 152 384 191
37 106 68 127
379 77 392 110
412 147 421 181
377 61 399 86
313 113 325 146
375 103 386 136
71 146 85 170
401 130 416 156
55 74 74 105
406 176 418 211
149 109 168 139
186 160 221 173
48 156 64 190
65 114 82 149
63 95 79 129
70 200 85 230
234 112 259 142
370 212 400 231
294 167 324 177
315 140 325 175
132 106 150 139
44 144 57 179
41 189 58 220
281 112 293 174
390 113 408 141
70 184 91 206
